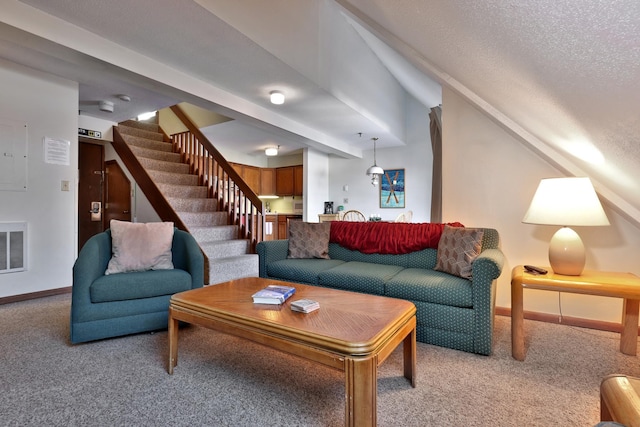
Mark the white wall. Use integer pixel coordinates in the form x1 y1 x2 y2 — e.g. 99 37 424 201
0 59 78 298
304 148 330 222
328 96 432 222
443 87 640 322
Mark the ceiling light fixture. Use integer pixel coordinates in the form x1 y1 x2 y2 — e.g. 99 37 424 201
118 94 131 102
270 90 285 105
265 145 280 156
98 100 114 113
365 137 384 186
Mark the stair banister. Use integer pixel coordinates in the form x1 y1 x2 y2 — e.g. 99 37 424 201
169 105 264 251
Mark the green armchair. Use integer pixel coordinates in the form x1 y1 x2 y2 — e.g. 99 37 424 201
70 228 204 343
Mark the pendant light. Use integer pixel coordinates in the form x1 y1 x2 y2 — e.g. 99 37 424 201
365 137 384 186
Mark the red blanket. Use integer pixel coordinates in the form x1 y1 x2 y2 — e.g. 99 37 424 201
329 222 464 255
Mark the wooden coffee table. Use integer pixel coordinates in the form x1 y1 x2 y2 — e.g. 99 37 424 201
167 277 416 427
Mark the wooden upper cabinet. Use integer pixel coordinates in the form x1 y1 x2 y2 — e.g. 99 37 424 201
229 163 260 194
243 165 261 194
275 165 303 196
275 166 294 196
260 168 276 195
293 165 303 197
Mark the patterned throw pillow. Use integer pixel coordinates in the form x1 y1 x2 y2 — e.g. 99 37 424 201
434 225 484 279
105 220 174 274
287 221 331 259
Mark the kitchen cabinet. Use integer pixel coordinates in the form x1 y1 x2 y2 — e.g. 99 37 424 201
275 167 294 196
293 165 303 196
260 168 276 195
277 214 302 240
275 165 303 196
229 163 261 194
264 214 277 241
243 165 260 194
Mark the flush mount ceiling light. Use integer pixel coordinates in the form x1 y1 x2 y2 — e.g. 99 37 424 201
117 94 131 102
270 90 285 105
265 145 280 156
98 100 114 113
365 137 384 186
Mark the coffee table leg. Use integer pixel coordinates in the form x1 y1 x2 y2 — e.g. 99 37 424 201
403 326 416 387
511 276 526 361
621 299 639 356
345 356 377 427
168 309 179 374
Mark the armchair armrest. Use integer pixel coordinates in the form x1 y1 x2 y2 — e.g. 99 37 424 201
71 232 112 321
171 229 205 289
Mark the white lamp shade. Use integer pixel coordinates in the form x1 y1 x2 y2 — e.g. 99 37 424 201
366 165 384 176
522 177 609 226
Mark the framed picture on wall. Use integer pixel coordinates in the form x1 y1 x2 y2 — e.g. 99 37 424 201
380 169 405 208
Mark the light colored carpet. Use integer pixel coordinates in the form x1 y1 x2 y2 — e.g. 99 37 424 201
2 294 639 426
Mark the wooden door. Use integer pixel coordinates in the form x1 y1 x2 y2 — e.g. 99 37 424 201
78 141 104 250
104 160 131 226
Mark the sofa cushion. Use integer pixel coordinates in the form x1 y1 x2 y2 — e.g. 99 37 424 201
90 269 192 303
328 243 410 266
288 221 331 259
105 220 174 275
267 259 345 285
385 268 473 307
318 261 404 295
434 225 484 279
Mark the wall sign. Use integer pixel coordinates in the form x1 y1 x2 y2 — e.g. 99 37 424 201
78 128 102 139
43 137 70 166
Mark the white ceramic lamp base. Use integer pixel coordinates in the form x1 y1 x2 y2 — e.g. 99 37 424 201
548 227 585 276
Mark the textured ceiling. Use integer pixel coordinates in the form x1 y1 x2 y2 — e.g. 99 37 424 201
339 0 640 222
4 0 640 223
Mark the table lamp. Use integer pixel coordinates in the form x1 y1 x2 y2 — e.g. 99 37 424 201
522 177 609 275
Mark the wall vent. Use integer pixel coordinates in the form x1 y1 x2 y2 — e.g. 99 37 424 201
0 222 27 274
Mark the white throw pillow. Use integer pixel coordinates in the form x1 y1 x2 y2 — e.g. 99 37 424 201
105 220 174 275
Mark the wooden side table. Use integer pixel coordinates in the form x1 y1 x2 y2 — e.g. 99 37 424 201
511 265 640 361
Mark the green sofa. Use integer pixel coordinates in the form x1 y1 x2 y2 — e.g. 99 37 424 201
257 225 505 355
70 228 204 344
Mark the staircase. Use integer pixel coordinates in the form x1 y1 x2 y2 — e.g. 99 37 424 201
116 119 259 285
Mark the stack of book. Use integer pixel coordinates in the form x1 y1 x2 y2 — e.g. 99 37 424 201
290 299 320 313
252 284 296 304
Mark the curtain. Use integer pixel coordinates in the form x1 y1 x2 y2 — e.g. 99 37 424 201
429 105 443 223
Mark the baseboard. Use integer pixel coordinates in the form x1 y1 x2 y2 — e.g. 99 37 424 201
0 293 633 335
495 306 624 334
0 287 71 305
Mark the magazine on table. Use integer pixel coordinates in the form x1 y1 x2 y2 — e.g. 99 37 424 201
252 284 296 304
290 299 320 313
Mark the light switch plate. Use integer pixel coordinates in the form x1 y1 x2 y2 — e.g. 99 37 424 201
61 180 70 191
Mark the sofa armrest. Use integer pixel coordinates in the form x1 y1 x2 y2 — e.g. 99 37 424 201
470 247 505 355
257 240 289 277
171 229 205 289
472 248 505 282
